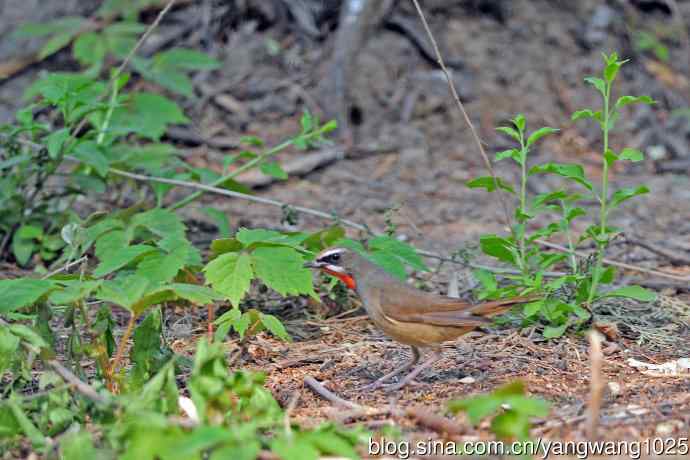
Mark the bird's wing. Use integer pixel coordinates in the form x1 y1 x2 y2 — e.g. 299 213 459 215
379 284 532 328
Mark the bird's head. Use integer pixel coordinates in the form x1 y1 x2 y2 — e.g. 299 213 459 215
303 247 360 290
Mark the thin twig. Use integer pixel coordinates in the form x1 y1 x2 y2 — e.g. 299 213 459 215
109 168 369 232
42 256 88 280
409 0 512 228
304 376 363 409
108 312 138 393
622 236 690 267
537 239 690 282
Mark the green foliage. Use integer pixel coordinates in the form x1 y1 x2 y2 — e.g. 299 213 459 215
468 53 656 338
0 337 362 458
448 381 549 441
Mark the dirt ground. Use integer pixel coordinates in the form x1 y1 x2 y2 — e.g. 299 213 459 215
3 0 690 455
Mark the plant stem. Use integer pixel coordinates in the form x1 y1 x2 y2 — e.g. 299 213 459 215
97 81 119 145
560 200 578 274
587 82 611 304
518 141 528 275
107 312 138 393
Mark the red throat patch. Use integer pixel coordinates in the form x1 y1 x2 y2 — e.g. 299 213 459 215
323 268 356 290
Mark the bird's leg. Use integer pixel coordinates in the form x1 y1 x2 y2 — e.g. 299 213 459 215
360 346 420 390
382 349 443 392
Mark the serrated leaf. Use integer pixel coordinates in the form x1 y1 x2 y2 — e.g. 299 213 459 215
167 283 223 305
97 276 151 311
368 236 428 272
203 252 254 307
109 92 189 141
235 228 307 248
601 285 656 302
466 176 515 194
609 185 649 209
259 313 290 341
0 279 55 314
93 244 157 277
48 280 102 305
252 247 317 299
130 208 186 241
618 148 644 162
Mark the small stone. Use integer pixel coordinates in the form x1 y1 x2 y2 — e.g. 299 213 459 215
656 422 677 436
607 381 621 397
459 376 476 384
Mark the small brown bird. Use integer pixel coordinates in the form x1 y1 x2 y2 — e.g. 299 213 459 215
305 247 534 391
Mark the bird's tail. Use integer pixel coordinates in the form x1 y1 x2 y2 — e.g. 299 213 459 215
469 295 538 317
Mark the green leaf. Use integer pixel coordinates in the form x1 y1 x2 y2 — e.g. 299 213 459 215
109 92 189 141
93 244 156 277
72 141 110 177
584 76 606 95
252 247 317 299
38 32 75 59
618 147 644 162
45 128 70 159
0 328 21 374
368 236 428 272
203 252 254 307
495 148 521 163
235 228 307 248
543 323 568 338
168 283 223 305
572 109 597 121
155 48 221 71
466 176 515 194
135 247 188 286
201 207 231 238
604 60 622 82
97 276 151 311
609 185 649 209
526 127 558 147
73 32 106 67
512 113 526 132
528 163 594 191
13 17 84 38
473 269 497 292
0 279 55 314
8 399 46 448
48 280 102 305
130 208 187 240
496 126 521 141
523 300 543 317
260 161 288 180
601 285 657 302
615 95 655 109
259 313 290 341
479 235 516 264
448 394 503 425
490 411 529 440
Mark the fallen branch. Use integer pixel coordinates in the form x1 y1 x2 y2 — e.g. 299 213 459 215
586 330 605 439
304 376 363 410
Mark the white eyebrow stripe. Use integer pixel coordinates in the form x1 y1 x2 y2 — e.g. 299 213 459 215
318 248 345 259
324 264 346 274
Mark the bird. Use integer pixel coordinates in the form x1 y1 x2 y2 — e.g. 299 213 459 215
304 246 535 391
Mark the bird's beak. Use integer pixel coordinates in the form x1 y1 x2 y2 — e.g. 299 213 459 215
303 261 323 269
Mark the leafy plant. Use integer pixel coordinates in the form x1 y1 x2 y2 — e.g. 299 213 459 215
467 53 656 338
448 380 549 441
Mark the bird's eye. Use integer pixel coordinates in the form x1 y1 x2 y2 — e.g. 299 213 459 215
329 253 341 263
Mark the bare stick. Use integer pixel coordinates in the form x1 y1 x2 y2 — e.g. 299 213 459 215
586 330 605 439
304 376 362 409
42 256 88 280
537 239 690 282
409 0 512 228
